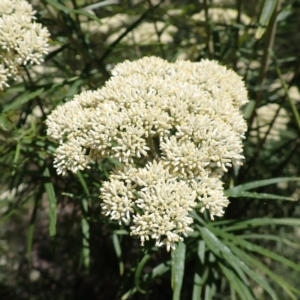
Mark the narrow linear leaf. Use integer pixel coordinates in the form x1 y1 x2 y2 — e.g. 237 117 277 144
3 88 44 112
244 100 256 120
255 0 278 39
11 141 21 176
192 268 208 300
219 262 256 300
200 227 277 300
272 52 300 133
204 283 217 300
113 229 129 235
45 0 112 24
121 288 137 300
224 190 296 201
192 241 207 300
143 262 170 284
83 0 119 11
208 225 300 273
112 234 124 276
225 177 300 193
81 217 90 271
171 242 186 300
43 167 57 237
199 226 249 286
65 78 85 99
27 223 35 264
239 234 300 249
134 253 151 294
100 2 160 61
76 171 90 197
0 113 14 131
221 218 300 232
76 172 91 271
73 9 104 24
27 197 40 264
44 0 70 13
228 241 299 299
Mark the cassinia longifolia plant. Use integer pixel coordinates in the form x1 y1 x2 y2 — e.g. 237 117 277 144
46 57 249 251
0 0 49 90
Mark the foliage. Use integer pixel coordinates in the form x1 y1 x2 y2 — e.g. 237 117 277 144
0 0 300 299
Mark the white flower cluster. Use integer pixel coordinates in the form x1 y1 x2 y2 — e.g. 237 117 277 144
0 0 50 90
47 56 248 251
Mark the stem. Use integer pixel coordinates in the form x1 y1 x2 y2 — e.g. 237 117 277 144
203 0 213 59
272 52 300 134
247 0 281 129
147 136 160 162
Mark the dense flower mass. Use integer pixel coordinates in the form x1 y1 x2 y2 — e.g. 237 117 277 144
0 0 50 90
47 56 248 250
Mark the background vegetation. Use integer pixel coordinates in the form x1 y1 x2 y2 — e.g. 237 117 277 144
0 0 300 299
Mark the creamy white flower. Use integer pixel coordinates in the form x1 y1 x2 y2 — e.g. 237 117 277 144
160 136 209 179
47 56 248 250
131 179 196 251
101 179 135 224
54 138 91 176
190 177 229 220
0 0 49 89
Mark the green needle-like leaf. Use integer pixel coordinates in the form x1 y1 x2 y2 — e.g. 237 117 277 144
255 0 278 39
225 177 300 194
171 242 186 300
43 167 57 237
200 227 277 300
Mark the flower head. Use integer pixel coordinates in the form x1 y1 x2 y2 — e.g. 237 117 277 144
47 56 248 250
0 0 50 89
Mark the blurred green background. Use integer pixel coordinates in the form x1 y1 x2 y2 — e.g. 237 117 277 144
0 0 300 299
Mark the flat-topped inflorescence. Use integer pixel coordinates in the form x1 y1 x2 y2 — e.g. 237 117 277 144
0 0 50 90
46 56 248 250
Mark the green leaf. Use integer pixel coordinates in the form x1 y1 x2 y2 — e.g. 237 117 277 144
82 0 119 11
244 100 256 120
27 223 35 264
200 227 277 300
228 241 300 299
225 177 300 194
11 141 21 176
113 229 129 235
219 262 256 300
276 5 293 22
3 88 44 112
43 167 57 237
204 284 217 300
27 198 40 264
239 233 300 249
171 242 186 300
44 0 70 13
72 9 105 24
221 218 300 232
81 217 90 271
224 190 296 201
199 226 249 286
76 171 90 197
121 288 137 300
65 78 85 99
192 240 207 300
76 172 90 271
209 225 300 273
134 253 151 294
112 234 124 276
255 0 278 39
143 261 171 285
271 52 300 134
100 2 161 61
0 113 13 132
